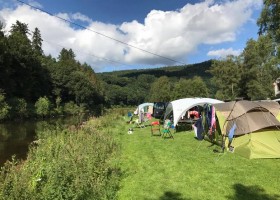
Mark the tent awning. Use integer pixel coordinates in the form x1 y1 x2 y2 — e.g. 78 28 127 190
164 98 223 127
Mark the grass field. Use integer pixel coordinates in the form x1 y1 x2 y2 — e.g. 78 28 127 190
113 118 280 200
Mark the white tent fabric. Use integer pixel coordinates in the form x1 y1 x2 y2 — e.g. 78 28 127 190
136 103 154 114
164 98 223 127
135 103 154 122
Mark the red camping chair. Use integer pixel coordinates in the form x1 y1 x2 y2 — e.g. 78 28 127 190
151 121 161 136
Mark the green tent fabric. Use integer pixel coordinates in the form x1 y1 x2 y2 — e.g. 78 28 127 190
231 129 280 159
213 100 280 159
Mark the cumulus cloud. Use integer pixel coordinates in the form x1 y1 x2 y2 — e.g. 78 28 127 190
71 12 92 24
207 48 242 58
0 0 262 71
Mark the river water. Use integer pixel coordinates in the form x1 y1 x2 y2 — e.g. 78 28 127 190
0 115 87 166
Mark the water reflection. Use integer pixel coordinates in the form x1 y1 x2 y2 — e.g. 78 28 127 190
0 114 88 166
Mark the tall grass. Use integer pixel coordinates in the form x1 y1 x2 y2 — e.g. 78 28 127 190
0 109 125 200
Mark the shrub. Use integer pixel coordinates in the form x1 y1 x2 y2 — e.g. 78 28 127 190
0 92 10 121
63 101 83 115
35 97 51 118
0 118 120 199
8 98 28 119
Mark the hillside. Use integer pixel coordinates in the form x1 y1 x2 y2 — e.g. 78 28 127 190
97 60 213 80
97 60 214 106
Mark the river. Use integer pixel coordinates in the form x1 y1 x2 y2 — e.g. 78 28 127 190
0 115 87 166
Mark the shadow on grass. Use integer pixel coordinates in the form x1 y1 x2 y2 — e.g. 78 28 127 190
227 183 280 200
158 191 191 200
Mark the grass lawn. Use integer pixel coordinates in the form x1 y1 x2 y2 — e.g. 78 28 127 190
113 119 280 200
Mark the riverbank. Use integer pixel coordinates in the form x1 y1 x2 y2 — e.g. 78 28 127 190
0 108 126 199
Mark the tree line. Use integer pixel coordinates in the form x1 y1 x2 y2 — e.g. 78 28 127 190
0 21 104 120
1 0 280 120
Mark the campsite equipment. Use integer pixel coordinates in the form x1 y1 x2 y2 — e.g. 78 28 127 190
163 98 223 130
162 119 174 139
153 102 168 119
150 121 161 136
212 100 280 159
134 103 154 123
126 112 134 124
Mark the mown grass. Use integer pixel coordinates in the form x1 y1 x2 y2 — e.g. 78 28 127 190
114 117 280 200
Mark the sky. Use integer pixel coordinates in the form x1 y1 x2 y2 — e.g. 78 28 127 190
0 0 263 72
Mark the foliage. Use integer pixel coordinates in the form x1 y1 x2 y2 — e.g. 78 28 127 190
63 101 85 116
172 76 209 99
240 36 279 100
257 0 280 48
35 97 51 118
148 76 172 102
0 116 120 200
208 56 242 100
8 97 28 119
0 92 10 120
0 20 104 119
98 61 213 105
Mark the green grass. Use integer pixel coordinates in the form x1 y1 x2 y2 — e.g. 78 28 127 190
113 119 280 200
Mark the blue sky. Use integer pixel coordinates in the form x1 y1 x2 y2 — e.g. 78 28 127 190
0 0 263 72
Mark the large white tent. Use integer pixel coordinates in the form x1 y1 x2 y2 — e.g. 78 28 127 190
164 98 223 127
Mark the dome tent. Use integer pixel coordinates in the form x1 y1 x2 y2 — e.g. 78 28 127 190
214 100 280 159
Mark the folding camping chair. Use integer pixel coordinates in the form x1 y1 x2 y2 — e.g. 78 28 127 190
162 119 174 139
151 121 161 136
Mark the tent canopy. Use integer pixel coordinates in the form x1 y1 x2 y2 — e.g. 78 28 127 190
164 98 223 127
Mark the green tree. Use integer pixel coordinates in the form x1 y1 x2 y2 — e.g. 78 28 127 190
257 0 280 45
7 20 50 101
208 56 241 100
35 96 51 117
32 27 43 56
240 36 278 100
0 92 10 120
172 76 208 99
149 76 172 102
8 97 28 119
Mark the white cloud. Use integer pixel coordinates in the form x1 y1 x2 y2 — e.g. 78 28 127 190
207 48 242 58
0 0 262 72
71 12 92 24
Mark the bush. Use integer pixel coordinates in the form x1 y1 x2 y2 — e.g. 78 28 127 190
35 97 51 118
8 98 28 119
64 101 80 115
0 92 10 121
0 117 120 199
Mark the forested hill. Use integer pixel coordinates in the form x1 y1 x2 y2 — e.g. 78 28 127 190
97 60 213 106
98 60 213 80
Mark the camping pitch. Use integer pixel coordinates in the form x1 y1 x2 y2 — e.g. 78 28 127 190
213 100 280 159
